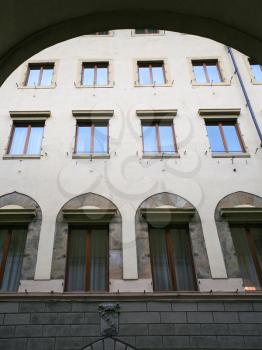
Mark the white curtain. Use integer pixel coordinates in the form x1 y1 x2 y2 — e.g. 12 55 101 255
171 228 195 291
90 228 107 291
66 229 86 291
149 228 172 291
0 229 27 292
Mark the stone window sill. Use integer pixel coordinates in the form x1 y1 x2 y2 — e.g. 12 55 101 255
3 154 41 160
192 81 231 87
143 153 180 159
75 84 114 89
134 82 173 88
17 85 56 89
72 153 110 159
211 152 250 158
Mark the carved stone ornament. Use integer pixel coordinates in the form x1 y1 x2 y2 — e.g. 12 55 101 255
98 303 120 336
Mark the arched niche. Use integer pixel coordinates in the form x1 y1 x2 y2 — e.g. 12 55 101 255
0 191 42 281
215 191 262 279
83 337 137 350
51 193 122 287
135 192 211 283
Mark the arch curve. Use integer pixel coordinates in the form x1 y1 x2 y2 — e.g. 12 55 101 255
0 191 42 282
135 192 211 283
82 337 137 350
1 3 262 86
51 192 122 286
215 191 262 279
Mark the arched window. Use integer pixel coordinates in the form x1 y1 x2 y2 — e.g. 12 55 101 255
83 337 137 350
0 192 42 292
51 193 122 292
215 191 262 291
136 192 211 292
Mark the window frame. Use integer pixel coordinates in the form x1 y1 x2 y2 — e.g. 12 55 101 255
84 31 114 37
64 224 109 292
205 119 246 155
134 59 172 87
188 57 229 86
246 57 262 85
132 29 164 36
141 120 178 157
76 60 113 88
19 60 58 89
148 224 197 292
0 225 27 291
230 224 262 290
74 121 110 158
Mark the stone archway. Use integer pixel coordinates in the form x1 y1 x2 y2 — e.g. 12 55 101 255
1 2 262 85
51 192 122 289
82 337 137 350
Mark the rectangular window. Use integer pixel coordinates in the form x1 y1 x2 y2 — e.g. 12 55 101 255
142 121 177 154
249 59 262 82
91 31 110 35
135 29 160 34
75 121 108 154
149 226 197 291
230 225 262 290
8 122 44 156
138 61 166 85
66 226 109 292
25 63 54 87
192 60 222 83
81 62 109 86
0 227 27 292
206 121 245 153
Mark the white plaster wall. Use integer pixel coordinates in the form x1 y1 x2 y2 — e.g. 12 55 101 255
0 30 261 291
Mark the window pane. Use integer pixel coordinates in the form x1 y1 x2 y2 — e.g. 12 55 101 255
250 64 262 82
206 125 225 152
142 126 158 153
149 228 172 291
193 65 207 83
231 226 261 288
206 64 221 83
159 125 175 152
0 229 7 274
82 67 95 85
223 125 242 152
41 67 54 86
26 67 40 86
96 67 108 85
94 126 108 153
90 229 108 291
138 67 151 84
1 229 27 292
170 228 195 291
27 127 44 155
76 126 91 153
10 127 28 154
152 66 165 84
66 229 86 291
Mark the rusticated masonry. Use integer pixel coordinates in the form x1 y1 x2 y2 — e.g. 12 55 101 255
0 192 42 281
0 297 262 349
51 192 122 285
135 192 211 281
215 191 262 279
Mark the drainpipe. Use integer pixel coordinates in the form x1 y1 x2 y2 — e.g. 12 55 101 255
227 46 262 146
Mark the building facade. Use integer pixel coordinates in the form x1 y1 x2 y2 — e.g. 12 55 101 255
0 30 262 349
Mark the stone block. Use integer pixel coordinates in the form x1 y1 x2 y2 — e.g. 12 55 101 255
161 312 187 323
213 312 239 323
4 313 30 325
187 312 213 323
120 312 160 324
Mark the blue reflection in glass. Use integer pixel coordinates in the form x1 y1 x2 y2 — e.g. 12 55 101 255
82 67 94 86
94 126 108 153
193 65 206 83
159 126 175 152
143 126 158 152
206 125 225 152
139 67 151 85
206 65 221 83
77 126 91 153
152 66 165 84
96 67 108 85
27 68 40 86
10 127 27 154
41 67 53 86
223 125 242 152
27 127 44 154
251 64 262 82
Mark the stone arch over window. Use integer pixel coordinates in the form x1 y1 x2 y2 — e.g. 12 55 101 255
135 192 211 289
0 191 42 283
215 191 262 280
51 192 122 290
83 337 137 350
